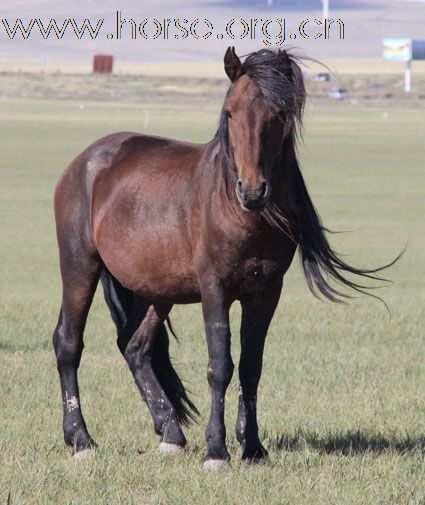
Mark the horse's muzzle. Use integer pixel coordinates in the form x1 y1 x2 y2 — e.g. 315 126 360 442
236 179 271 212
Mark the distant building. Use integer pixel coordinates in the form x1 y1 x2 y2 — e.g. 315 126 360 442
93 55 114 74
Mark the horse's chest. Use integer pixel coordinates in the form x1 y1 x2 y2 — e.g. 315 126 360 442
234 258 281 296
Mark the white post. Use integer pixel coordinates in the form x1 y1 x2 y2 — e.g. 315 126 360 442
323 0 329 23
405 59 412 92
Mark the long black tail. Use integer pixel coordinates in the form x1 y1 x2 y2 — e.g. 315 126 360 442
100 268 199 426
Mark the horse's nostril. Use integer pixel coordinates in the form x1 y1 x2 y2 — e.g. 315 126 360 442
260 182 267 199
237 179 243 193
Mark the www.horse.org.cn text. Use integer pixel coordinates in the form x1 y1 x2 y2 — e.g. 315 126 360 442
1 13 345 47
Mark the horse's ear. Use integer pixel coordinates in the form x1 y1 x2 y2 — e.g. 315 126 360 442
277 49 290 68
224 47 243 82
277 49 292 78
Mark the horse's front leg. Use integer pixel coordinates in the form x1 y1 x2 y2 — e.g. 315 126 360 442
201 280 234 469
235 281 282 463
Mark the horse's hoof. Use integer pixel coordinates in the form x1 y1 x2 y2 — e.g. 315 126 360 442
203 459 230 470
242 446 269 464
73 448 94 459
159 442 185 454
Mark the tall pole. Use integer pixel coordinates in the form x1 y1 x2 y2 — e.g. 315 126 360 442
323 0 329 23
405 59 412 92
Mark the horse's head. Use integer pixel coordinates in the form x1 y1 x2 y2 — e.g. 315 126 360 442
221 47 305 212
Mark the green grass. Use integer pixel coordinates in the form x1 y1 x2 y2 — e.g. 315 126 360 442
0 95 424 504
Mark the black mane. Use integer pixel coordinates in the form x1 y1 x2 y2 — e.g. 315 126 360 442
217 48 400 308
243 49 306 123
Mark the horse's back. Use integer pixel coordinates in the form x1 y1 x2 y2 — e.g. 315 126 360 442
54 132 207 301
55 131 204 225
57 132 202 192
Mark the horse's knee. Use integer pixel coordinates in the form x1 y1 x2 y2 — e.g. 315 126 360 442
53 322 84 369
239 370 261 392
207 356 234 388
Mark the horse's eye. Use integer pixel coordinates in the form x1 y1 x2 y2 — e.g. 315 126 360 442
226 110 233 119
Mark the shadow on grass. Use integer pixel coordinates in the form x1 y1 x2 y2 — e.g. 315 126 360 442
264 429 425 456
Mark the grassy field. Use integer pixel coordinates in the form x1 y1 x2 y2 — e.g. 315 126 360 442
0 90 424 504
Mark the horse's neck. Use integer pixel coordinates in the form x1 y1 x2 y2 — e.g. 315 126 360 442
196 141 267 249
195 135 297 257
209 142 240 215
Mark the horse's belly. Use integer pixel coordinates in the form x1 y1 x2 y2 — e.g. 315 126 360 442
103 249 201 304
132 273 201 304
95 219 200 304
129 251 201 304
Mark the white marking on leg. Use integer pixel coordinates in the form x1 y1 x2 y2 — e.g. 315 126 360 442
203 459 230 470
159 442 185 454
65 391 80 412
74 448 93 459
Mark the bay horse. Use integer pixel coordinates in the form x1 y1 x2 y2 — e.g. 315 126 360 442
53 47 396 468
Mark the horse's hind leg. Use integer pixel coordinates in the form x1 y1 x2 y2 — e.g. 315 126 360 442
118 301 187 451
53 251 101 455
